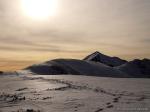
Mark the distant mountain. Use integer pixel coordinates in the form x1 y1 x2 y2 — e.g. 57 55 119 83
26 59 128 78
116 59 150 78
24 51 150 78
83 51 127 67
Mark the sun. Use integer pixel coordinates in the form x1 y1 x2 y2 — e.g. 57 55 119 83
21 0 58 20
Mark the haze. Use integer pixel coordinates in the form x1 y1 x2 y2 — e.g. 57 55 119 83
0 0 150 71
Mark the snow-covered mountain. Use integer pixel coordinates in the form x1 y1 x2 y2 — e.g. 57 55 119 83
25 51 150 78
26 59 128 77
83 51 127 67
116 59 150 78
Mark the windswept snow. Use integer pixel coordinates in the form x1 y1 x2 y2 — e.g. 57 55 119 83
0 74 150 112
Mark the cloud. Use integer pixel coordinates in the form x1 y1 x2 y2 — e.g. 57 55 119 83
140 38 150 43
0 0 150 61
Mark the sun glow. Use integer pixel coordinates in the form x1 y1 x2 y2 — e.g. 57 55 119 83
21 0 58 20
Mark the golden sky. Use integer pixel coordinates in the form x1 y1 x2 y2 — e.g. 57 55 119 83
0 0 150 71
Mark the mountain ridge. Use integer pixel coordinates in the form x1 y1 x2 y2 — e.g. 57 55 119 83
26 59 128 77
25 51 150 78
116 58 150 77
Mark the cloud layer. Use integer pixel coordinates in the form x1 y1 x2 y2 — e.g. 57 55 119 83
0 0 150 66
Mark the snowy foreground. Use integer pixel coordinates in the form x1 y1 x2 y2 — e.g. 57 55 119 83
0 74 150 112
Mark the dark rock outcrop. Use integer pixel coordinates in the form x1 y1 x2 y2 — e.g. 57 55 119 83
84 51 127 67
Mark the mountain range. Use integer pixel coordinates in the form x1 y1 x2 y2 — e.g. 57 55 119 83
25 51 150 78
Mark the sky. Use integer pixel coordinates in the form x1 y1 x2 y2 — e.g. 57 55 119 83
0 0 150 71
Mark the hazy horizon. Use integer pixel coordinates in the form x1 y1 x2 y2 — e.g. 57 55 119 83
0 0 150 71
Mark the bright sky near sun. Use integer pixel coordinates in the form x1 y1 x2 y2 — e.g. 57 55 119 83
21 0 58 20
0 0 150 71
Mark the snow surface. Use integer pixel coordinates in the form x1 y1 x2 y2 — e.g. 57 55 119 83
0 74 150 112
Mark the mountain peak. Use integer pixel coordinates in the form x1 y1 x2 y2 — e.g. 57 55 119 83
93 51 101 54
84 51 106 61
84 51 127 67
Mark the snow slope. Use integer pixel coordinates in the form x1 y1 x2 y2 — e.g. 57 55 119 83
25 52 150 78
26 59 128 77
116 59 150 78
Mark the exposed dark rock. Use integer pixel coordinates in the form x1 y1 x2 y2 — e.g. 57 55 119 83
83 51 127 67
